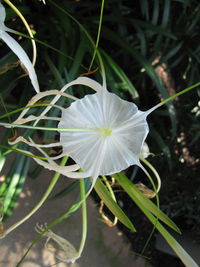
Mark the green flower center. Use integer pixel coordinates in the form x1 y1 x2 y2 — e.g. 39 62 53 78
98 128 112 137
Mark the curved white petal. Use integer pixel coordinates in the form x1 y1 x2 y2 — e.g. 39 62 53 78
14 90 73 125
0 3 6 23
61 76 103 93
0 3 39 92
33 76 102 126
33 157 84 177
8 136 61 148
0 31 40 93
58 89 149 177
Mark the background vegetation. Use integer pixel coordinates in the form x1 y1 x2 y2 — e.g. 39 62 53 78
0 0 199 266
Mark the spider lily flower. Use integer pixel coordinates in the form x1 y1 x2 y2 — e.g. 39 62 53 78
8 76 161 183
0 3 40 93
35 223 79 263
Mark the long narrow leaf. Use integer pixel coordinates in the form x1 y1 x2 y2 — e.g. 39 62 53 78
115 173 198 267
102 51 139 99
114 173 180 233
94 177 136 232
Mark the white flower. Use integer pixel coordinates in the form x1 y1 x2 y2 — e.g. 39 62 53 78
0 3 39 93
58 89 151 178
35 223 79 263
8 77 160 181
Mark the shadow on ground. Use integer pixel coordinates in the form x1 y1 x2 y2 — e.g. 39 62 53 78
0 158 150 267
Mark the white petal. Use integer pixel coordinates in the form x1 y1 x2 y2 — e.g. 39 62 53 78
8 136 61 148
0 31 40 93
58 90 149 177
33 77 102 126
33 157 84 177
0 3 6 23
61 77 103 93
140 142 150 158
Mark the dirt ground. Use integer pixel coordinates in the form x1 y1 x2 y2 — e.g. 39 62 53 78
0 157 150 267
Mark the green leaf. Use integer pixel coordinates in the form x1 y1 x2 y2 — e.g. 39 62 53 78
151 0 159 25
161 0 171 27
161 42 183 63
114 172 180 233
150 127 172 170
94 178 136 232
114 173 198 267
102 51 139 99
3 151 29 218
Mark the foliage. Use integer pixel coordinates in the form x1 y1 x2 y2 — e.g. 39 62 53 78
0 0 199 266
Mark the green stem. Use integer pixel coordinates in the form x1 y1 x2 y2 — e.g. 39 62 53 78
138 162 160 255
159 82 200 107
0 144 46 160
146 82 200 115
49 0 106 85
101 175 118 225
140 158 161 193
0 103 50 120
16 177 93 265
8 30 88 71
0 157 68 238
0 122 95 132
89 0 105 71
3 0 37 65
102 175 116 201
78 179 87 256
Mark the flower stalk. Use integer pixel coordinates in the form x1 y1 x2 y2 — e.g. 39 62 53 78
77 179 87 257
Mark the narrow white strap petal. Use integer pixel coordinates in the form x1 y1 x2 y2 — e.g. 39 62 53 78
9 136 61 148
15 90 74 123
13 115 60 125
49 153 66 160
32 91 78 127
101 70 107 90
16 147 80 173
29 90 78 102
1 31 40 93
33 157 82 176
30 138 58 165
0 3 6 22
61 76 103 93
34 77 104 126
64 171 91 179
27 138 81 174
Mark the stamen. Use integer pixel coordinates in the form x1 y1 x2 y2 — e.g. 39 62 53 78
80 66 99 77
97 128 112 137
8 129 17 142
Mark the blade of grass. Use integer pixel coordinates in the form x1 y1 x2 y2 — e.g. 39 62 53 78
94 177 136 232
114 173 198 267
102 50 139 99
114 172 180 233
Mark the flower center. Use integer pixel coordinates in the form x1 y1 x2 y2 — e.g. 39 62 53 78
98 128 112 137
